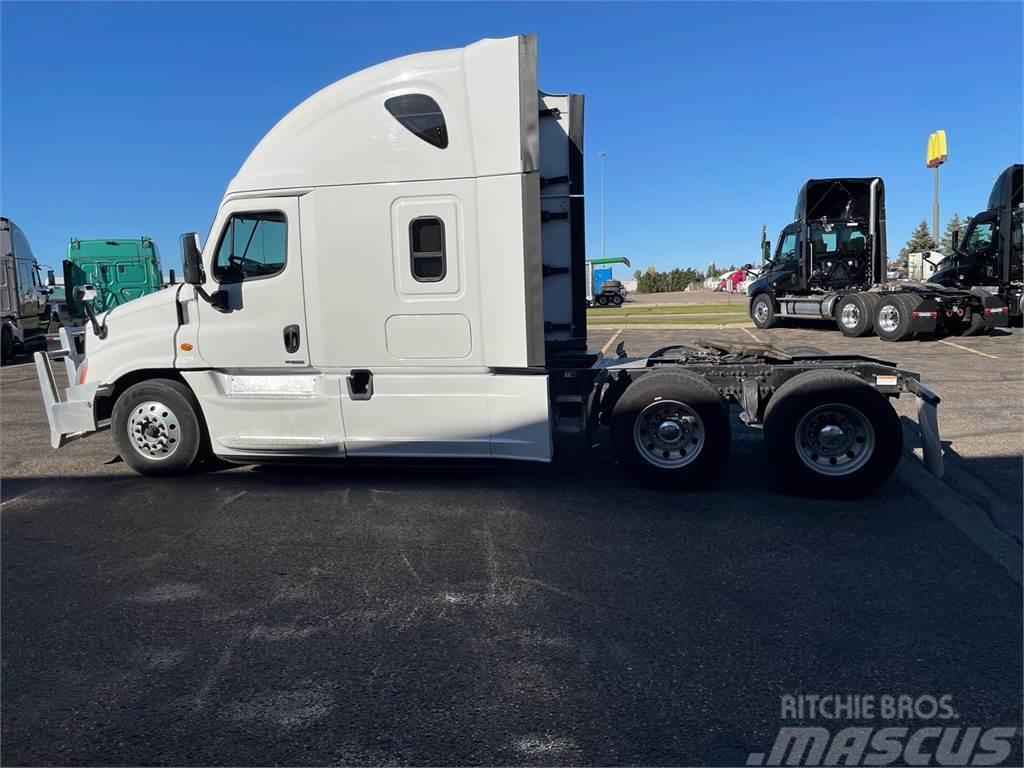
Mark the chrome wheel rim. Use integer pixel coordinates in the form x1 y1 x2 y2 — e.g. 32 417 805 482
633 399 704 469
128 400 181 460
753 300 769 324
878 304 900 333
794 403 874 476
840 303 860 329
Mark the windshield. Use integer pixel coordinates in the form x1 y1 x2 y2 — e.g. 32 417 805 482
809 220 869 258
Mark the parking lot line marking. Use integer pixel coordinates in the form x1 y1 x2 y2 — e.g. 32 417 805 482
741 327 763 344
600 329 622 356
936 339 998 359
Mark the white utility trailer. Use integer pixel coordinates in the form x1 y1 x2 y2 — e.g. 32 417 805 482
35 35 942 497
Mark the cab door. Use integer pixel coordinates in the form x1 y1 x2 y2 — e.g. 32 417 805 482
773 225 802 291
196 196 307 369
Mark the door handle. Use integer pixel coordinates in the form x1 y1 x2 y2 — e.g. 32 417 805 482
283 324 301 353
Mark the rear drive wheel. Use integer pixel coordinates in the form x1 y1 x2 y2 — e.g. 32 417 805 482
764 370 902 498
611 371 730 487
750 294 776 329
874 294 917 342
596 295 610 306
112 379 203 476
834 293 876 337
611 294 624 306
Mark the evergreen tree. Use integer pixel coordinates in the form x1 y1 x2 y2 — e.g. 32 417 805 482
939 212 965 256
634 265 701 294
897 220 937 269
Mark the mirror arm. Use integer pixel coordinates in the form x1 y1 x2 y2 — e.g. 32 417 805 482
81 300 108 340
194 284 230 313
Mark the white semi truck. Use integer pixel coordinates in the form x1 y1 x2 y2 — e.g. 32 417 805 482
34 35 942 497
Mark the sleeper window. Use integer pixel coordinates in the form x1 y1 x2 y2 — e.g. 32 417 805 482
385 94 448 149
213 212 287 283
409 217 446 282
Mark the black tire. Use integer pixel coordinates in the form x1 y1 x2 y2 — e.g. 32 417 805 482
874 294 917 342
610 294 624 306
112 379 203 476
764 370 902 498
611 371 730 487
750 294 776 329
596 295 609 306
834 293 876 337
1 325 13 363
783 345 830 357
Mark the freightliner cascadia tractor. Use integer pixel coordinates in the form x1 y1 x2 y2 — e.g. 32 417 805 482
34 36 943 497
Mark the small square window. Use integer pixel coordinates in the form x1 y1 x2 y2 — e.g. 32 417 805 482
410 217 446 282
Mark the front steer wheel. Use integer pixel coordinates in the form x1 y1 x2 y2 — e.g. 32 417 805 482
750 294 776 329
611 371 730 488
112 379 203 476
764 370 903 498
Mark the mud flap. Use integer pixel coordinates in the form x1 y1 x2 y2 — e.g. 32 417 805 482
981 294 1010 329
909 297 939 333
917 396 943 479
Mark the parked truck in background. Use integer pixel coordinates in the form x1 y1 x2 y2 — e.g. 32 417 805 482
34 35 942 498
50 237 166 326
2 217 52 362
927 163 1022 325
748 176 1012 340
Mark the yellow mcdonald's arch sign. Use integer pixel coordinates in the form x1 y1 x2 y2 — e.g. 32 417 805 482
927 130 948 168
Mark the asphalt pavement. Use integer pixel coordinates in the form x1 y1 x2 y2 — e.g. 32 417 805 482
2 326 1021 766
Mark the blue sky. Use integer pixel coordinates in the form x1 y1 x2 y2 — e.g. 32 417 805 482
2 2 1021 280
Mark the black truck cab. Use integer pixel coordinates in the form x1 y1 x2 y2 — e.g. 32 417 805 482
747 178 884 329
930 163 1023 319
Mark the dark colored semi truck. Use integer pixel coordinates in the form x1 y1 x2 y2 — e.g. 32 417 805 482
747 174 1015 341
929 163 1022 325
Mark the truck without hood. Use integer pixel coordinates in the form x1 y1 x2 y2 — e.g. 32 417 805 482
927 163 1023 324
51 237 166 326
748 175 1014 340
34 35 943 497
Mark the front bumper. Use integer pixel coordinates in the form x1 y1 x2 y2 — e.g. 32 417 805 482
33 326 108 448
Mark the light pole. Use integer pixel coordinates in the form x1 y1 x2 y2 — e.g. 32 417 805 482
599 150 607 261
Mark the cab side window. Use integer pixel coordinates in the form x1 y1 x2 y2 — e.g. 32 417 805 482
777 231 798 265
965 221 997 256
213 212 287 283
409 217 446 282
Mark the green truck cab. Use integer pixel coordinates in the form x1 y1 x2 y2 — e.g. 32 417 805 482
54 237 165 323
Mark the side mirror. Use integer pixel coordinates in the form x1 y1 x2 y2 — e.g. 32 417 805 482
47 269 56 286
168 269 177 285
762 239 771 262
951 229 960 250
180 232 204 285
73 285 98 303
